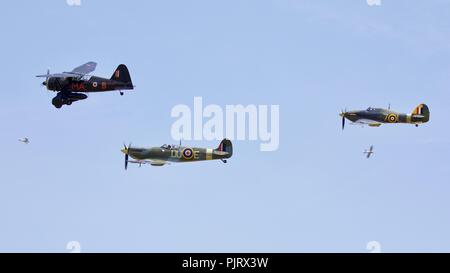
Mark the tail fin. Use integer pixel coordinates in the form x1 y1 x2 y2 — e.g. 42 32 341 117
216 139 233 157
111 64 133 87
411 103 430 122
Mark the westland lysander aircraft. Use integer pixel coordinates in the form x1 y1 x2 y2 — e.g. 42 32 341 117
36 62 133 108
340 104 430 130
121 139 233 168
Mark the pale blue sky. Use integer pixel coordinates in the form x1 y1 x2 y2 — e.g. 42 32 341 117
1 0 450 252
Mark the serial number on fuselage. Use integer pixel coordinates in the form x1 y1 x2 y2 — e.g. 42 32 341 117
170 149 200 160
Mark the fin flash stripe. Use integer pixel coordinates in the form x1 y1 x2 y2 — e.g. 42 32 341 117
414 105 423 115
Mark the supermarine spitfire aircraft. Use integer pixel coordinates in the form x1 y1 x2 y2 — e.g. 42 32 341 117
121 139 233 168
36 62 133 108
340 104 430 129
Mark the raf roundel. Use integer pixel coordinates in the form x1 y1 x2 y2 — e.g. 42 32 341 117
387 113 398 123
92 82 98 88
182 148 194 160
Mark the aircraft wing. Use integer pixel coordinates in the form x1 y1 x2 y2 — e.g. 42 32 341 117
368 123 382 127
70 61 97 75
128 159 168 166
36 72 81 78
36 62 96 78
213 151 229 156
351 119 382 127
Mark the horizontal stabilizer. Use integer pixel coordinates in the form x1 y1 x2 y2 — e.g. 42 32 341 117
127 159 167 167
213 151 229 156
36 72 81 78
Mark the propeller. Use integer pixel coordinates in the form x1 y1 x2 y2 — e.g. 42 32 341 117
41 69 50 87
122 143 131 170
340 108 347 130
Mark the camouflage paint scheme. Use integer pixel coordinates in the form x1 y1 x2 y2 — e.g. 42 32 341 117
340 104 430 128
121 139 233 167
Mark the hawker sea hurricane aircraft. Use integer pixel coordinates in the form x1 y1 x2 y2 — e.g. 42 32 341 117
340 104 430 129
121 139 233 168
36 62 133 108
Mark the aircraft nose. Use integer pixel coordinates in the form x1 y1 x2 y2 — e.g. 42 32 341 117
42 81 47 86
121 148 128 155
340 111 349 118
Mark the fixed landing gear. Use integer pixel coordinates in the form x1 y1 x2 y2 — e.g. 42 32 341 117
52 97 70 108
221 159 227 164
51 93 87 108
120 91 124 96
415 124 419 127
52 97 63 109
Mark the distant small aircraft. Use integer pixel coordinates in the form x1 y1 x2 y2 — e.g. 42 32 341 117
36 62 134 108
340 104 430 130
364 146 374 159
18 138 29 144
121 139 233 168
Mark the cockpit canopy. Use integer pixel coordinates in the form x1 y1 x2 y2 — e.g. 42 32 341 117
366 107 384 112
81 75 93 81
160 144 179 150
